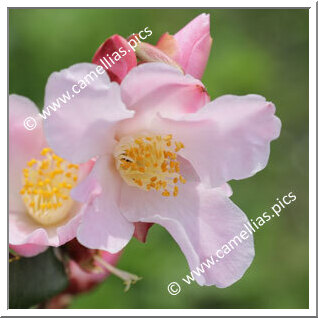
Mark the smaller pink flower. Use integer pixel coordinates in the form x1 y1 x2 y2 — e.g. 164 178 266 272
9 95 94 257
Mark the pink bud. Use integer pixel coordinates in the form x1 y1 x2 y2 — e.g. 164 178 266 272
92 35 137 83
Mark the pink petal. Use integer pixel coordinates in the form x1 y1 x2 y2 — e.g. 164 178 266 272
153 95 281 187
120 182 254 287
9 203 83 247
173 13 212 79
156 32 179 60
75 156 134 253
92 35 137 84
10 243 48 257
9 95 46 212
120 62 210 117
43 63 134 164
218 183 233 197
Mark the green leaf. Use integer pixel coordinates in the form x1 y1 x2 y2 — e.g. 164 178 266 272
9 247 69 308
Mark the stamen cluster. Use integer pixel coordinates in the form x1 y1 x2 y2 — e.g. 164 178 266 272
114 134 186 197
20 148 79 225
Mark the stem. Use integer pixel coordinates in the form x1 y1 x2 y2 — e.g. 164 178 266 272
94 255 142 292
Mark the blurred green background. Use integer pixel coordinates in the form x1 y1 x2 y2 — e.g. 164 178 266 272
9 9 309 309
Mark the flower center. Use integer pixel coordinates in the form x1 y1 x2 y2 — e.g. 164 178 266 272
114 134 186 197
20 148 79 226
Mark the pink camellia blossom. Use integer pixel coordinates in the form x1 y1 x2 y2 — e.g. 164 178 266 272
9 95 95 257
43 60 281 287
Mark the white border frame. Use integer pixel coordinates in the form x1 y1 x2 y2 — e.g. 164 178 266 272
2 1 316 316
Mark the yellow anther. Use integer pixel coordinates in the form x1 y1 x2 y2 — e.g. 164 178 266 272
179 176 187 184
134 179 143 187
173 186 179 197
41 148 51 156
175 141 185 152
27 159 37 167
67 164 78 169
161 161 168 172
162 190 170 197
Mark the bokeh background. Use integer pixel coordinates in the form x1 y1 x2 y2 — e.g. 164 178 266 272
9 9 309 309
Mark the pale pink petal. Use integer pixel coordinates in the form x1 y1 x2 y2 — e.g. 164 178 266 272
120 62 209 117
43 63 134 164
75 156 134 253
9 211 50 246
153 95 281 187
173 13 212 79
10 243 48 257
92 35 137 83
9 203 83 247
9 95 46 212
120 182 254 287
218 183 233 197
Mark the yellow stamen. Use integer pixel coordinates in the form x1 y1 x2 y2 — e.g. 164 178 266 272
114 134 186 197
20 149 79 226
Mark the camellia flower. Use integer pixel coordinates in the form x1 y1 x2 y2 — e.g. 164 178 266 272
43 60 281 287
9 95 94 257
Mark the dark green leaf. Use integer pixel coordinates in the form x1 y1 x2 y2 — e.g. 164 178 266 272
9 248 69 308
